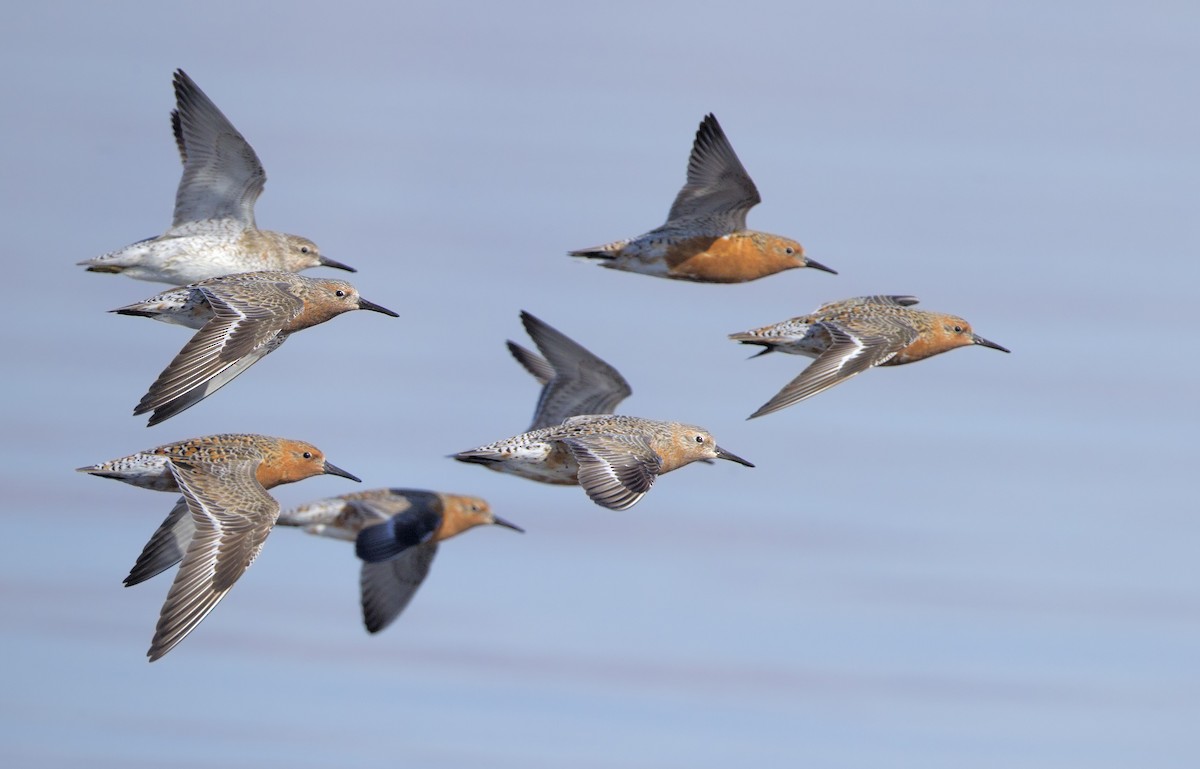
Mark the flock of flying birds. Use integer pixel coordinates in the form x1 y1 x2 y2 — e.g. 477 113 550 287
75 69 1008 661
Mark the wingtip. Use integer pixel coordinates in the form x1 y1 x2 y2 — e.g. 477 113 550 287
698 112 722 135
146 637 173 662
746 403 776 420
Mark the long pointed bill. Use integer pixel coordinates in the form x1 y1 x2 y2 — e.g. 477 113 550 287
491 515 525 533
714 446 755 467
323 461 362 482
804 257 838 275
358 298 399 317
319 255 357 273
972 334 1010 353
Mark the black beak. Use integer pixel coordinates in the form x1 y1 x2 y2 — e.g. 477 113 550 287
972 334 1010 353
319 255 357 273
323 461 362 482
491 515 525 533
358 298 399 317
804 257 838 275
714 446 755 468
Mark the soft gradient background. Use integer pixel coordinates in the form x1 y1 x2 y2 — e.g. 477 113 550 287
2 2 1196 767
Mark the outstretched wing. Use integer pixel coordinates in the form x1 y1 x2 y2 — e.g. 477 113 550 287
666 114 761 232
147 455 278 661
169 69 267 231
358 542 439 634
134 279 299 425
507 341 555 386
124 496 194 586
518 311 632 430
749 321 914 417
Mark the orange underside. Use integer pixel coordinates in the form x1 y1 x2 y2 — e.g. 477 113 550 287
887 333 965 365
255 460 292 489
663 236 798 283
434 510 473 541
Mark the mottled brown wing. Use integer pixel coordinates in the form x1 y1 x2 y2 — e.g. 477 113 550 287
817 295 921 313
134 279 300 425
749 320 916 417
562 434 662 511
147 455 278 661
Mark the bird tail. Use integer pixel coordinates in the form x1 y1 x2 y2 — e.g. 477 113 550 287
568 238 629 260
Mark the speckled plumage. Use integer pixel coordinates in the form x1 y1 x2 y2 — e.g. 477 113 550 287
114 270 397 425
76 433 360 661
569 114 835 283
505 311 632 431
277 489 521 633
730 295 1010 417
79 69 354 284
453 414 753 511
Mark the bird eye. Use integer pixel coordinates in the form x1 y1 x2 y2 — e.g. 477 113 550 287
302 452 313 459
953 325 964 333
784 247 794 255
335 290 346 297
300 246 310 254
695 435 705 443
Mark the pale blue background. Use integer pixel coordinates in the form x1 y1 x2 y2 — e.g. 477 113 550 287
1 1 1196 767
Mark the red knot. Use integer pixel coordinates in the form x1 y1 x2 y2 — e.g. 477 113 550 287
454 414 753 510
278 489 521 633
77 433 360 661
570 114 835 283
506 310 632 430
113 270 397 425
79 69 354 284
730 294 1010 417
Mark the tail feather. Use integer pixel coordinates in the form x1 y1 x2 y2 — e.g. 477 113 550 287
451 451 504 466
568 238 629 260
729 336 776 358
568 247 617 260
112 307 157 318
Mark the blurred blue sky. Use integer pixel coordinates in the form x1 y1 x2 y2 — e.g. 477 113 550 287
1 2 1197 767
